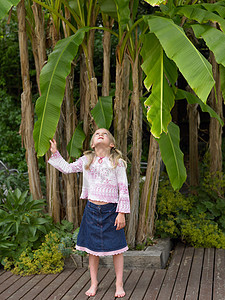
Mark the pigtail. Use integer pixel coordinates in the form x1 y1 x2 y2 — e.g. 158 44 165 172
83 150 95 170
109 147 127 169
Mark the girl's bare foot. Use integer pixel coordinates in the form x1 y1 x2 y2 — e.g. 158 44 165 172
85 283 98 297
115 284 125 298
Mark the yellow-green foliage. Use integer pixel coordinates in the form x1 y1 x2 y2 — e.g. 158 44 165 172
156 217 180 237
156 177 225 248
157 180 194 215
181 215 225 248
156 180 194 238
5 232 64 276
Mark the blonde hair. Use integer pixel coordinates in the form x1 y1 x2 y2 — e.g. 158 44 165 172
83 129 127 170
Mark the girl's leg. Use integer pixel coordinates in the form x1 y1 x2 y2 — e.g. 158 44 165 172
113 253 125 298
85 254 99 296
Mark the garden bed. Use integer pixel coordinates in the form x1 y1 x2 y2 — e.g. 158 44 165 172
64 238 173 270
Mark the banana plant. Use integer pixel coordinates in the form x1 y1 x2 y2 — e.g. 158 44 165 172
1 0 225 190
141 32 177 138
33 28 89 157
141 0 225 188
144 15 215 105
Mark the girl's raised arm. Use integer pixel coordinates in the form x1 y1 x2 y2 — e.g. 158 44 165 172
48 145 85 174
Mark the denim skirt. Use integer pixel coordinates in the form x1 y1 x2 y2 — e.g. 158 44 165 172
76 201 128 256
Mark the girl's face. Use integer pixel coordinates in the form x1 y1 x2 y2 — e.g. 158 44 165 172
91 128 114 149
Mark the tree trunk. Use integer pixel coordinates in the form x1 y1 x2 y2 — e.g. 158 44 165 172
114 54 130 157
17 0 42 200
187 103 199 188
136 136 161 244
63 74 80 227
209 51 223 174
31 3 46 94
102 18 113 97
126 54 142 248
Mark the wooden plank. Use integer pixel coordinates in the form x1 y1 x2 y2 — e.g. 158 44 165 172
0 271 14 285
61 268 108 300
143 269 166 300
21 273 59 300
213 249 225 300
0 274 22 294
7 274 46 300
198 248 215 300
61 269 90 300
131 269 155 300
101 268 131 300
185 248 204 300
0 275 34 299
157 242 185 300
34 269 75 300
171 246 194 299
47 268 87 300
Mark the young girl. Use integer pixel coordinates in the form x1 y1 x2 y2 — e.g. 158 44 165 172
48 128 130 298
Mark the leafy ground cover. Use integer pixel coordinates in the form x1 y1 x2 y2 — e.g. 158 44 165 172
156 171 225 248
0 186 82 275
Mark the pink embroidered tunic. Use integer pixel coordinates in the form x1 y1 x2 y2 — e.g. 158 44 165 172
48 151 130 214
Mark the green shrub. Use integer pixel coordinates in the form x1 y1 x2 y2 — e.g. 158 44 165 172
181 215 225 248
0 188 53 262
156 176 225 248
6 232 64 275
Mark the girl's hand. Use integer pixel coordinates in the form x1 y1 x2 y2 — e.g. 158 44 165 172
49 139 57 154
114 213 126 230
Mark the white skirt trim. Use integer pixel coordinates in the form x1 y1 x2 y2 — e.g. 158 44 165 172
76 245 128 256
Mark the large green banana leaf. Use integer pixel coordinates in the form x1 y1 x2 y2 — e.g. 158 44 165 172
192 24 225 67
144 15 215 103
90 96 113 130
175 89 223 126
67 123 86 159
176 6 225 32
157 122 187 190
220 65 225 101
141 33 176 137
0 0 20 19
33 28 88 157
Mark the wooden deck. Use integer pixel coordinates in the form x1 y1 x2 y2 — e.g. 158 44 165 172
0 243 224 299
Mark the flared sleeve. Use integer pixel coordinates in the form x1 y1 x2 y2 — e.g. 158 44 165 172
48 151 84 174
116 160 130 213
